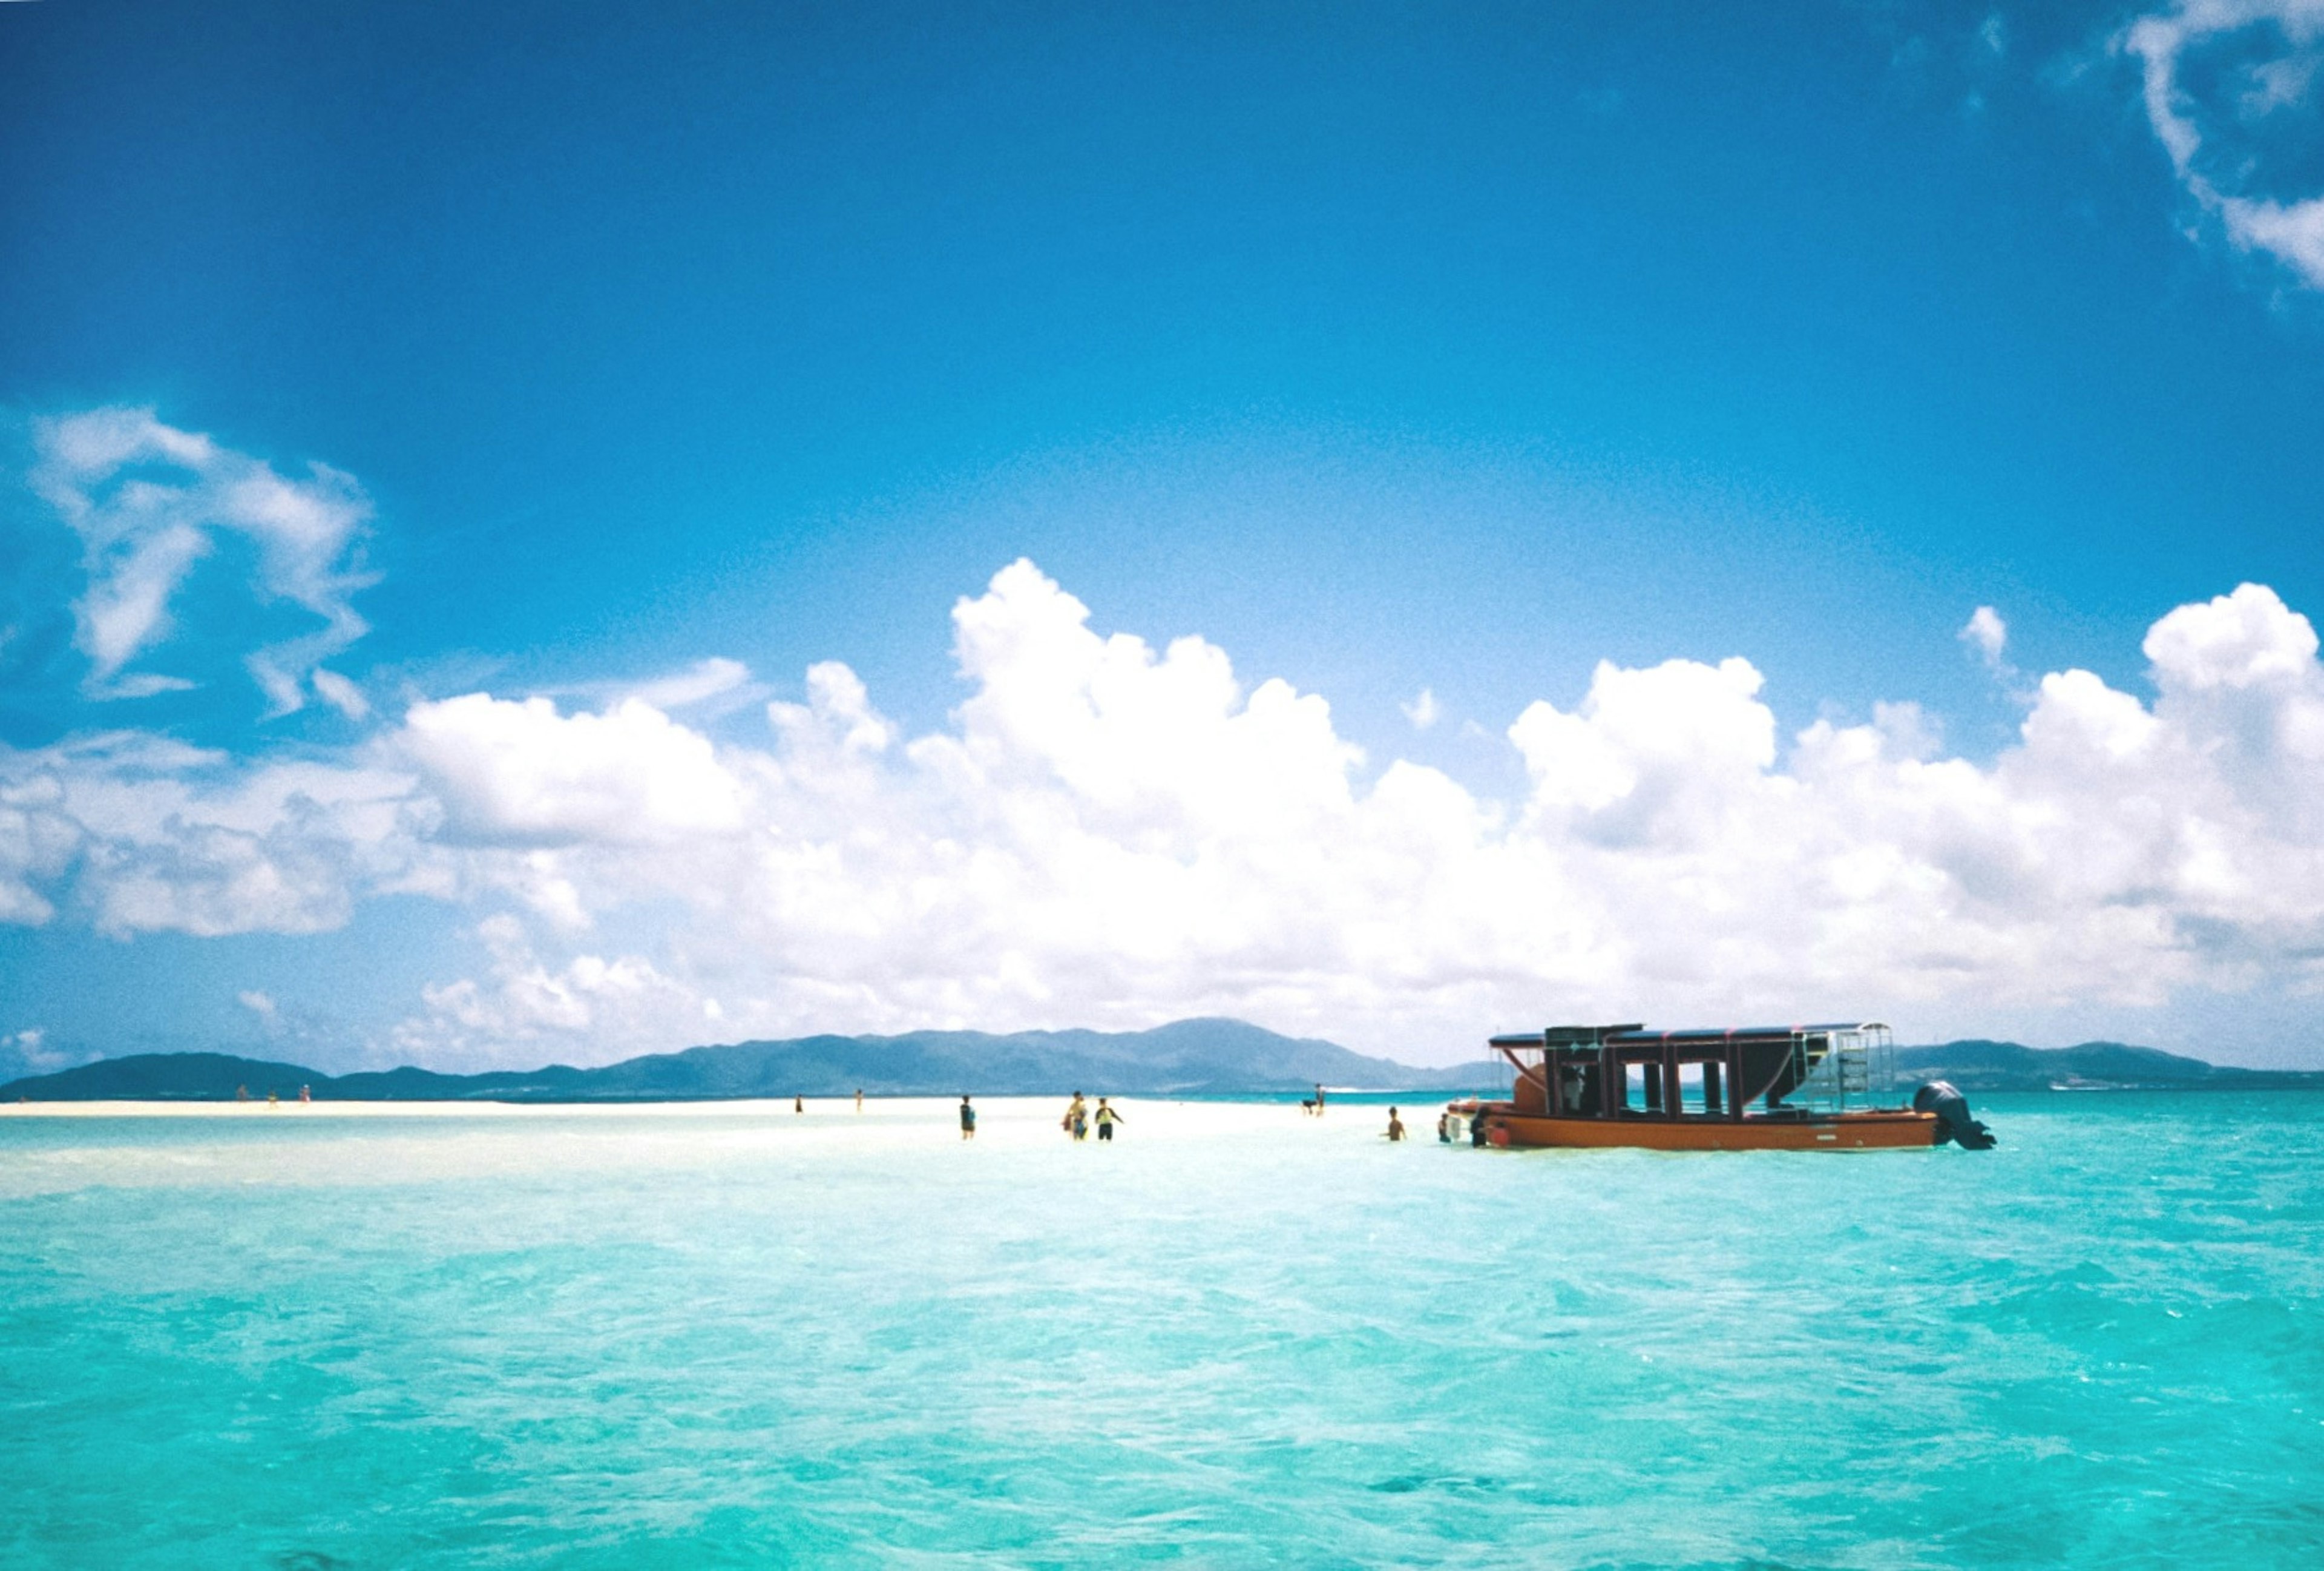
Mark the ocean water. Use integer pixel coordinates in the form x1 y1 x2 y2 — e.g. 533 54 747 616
2 1092 2319 1570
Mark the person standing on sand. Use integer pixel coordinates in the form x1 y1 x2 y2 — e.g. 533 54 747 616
855 1088 864 1113
959 1095 977 1139
794 1095 804 1113
1094 1098 1124 1141
1386 1106 1405 1142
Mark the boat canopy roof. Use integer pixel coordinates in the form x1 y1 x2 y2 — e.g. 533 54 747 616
1489 1022 1888 1050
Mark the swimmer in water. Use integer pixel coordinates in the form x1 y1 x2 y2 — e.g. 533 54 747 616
1386 1106 1406 1142
959 1095 977 1139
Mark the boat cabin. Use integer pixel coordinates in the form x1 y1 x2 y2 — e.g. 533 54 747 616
1489 1022 1897 1122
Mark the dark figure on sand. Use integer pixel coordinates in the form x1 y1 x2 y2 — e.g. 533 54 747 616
959 1095 977 1139
1301 1082 1327 1116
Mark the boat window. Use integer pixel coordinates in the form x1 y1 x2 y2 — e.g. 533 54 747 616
1676 1061 1710 1116
1623 1062 1664 1115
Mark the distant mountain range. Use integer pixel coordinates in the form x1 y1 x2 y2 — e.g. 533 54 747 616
4 1022 2318 1103
0 1018 1500 1103
1896 1039 2324 1092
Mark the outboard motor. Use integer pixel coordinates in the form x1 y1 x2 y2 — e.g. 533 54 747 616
1913 1081 1996 1149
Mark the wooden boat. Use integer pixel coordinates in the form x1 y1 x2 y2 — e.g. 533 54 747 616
1448 1021 1992 1151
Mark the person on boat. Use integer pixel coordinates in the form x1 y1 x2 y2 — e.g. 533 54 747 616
1560 1063 1589 1114
1063 1092 1088 1139
1094 1098 1123 1141
1386 1107 1405 1142
959 1095 977 1139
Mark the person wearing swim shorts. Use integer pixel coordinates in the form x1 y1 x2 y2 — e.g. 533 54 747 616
1094 1098 1123 1141
959 1095 977 1139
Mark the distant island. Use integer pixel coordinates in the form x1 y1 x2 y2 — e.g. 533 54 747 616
4 1019 2319 1103
0 1018 1498 1103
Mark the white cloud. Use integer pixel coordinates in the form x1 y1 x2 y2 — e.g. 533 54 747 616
11 555 2324 1067
1402 688 1442 730
238 989 279 1024
626 657 752 710
28 407 376 711
1960 604 2009 668
2124 1 2324 288
378 567 2324 1065
310 668 371 721
0 1027 75 1082
396 693 748 848
0 733 421 937
392 914 703 1068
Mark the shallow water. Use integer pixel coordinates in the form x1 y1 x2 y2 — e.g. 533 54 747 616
2 1092 2319 1569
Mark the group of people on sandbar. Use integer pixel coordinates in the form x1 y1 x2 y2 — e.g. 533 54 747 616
1061 1091 1124 1141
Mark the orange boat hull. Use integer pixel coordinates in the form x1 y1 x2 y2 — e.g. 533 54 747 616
1483 1110 1942 1151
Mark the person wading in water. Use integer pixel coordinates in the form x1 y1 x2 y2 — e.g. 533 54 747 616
1094 1098 1124 1142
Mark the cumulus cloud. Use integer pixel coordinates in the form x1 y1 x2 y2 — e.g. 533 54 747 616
2124 1 2324 288
28 407 376 712
0 732 422 937
1402 688 1442 730
10 556 2324 1066
373 567 2324 1064
389 914 704 1069
396 693 748 848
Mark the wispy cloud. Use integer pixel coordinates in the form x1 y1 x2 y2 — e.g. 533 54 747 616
28 407 378 713
2122 0 2324 288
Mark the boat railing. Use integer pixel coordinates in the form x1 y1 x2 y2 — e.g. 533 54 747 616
1786 1024 1896 1112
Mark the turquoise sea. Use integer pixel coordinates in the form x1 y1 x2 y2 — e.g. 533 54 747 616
2 1092 2319 1569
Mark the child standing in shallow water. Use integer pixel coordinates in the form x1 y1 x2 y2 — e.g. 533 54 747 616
1094 1098 1123 1141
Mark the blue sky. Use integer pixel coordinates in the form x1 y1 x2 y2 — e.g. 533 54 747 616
5 0 2324 1073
